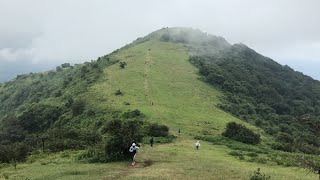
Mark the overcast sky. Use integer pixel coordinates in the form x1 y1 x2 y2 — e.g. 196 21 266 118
1 0 320 82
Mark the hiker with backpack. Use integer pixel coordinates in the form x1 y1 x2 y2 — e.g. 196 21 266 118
195 141 200 150
129 143 140 165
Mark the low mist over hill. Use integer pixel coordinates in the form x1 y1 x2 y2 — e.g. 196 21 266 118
1 27 320 179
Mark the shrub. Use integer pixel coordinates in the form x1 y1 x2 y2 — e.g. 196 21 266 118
222 122 260 144
271 132 296 152
61 63 71 68
250 168 271 180
119 62 127 69
147 123 169 137
271 142 294 152
56 66 63 72
229 151 244 160
160 33 170 42
115 89 123 96
0 142 29 163
46 127 101 152
103 119 145 161
247 152 258 157
17 104 61 133
275 132 294 144
122 109 142 119
71 99 85 116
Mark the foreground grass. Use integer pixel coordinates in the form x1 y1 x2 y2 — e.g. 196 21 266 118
1 139 316 179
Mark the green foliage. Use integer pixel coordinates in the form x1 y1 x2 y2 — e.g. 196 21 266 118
200 131 320 170
104 118 145 161
0 116 27 144
147 123 169 137
222 122 260 145
0 56 116 116
84 108 173 163
229 151 244 160
119 61 127 69
194 135 267 154
115 89 123 96
56 66 63 72
0 142 29 163
0 27 319 179
0 55 118 163
271 132 295 152
61 63 71 68
46 127 102 152
158 28 229 56
299 155 320 176
18 104 61 133
160 33 170 42
190 44 320 154
71 99 86 116
250 168 271 180
121 109 142 119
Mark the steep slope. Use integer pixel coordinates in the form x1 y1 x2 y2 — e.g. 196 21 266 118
1 32 317 180
0 27 319 179
190 42 320 154
93 38 242 135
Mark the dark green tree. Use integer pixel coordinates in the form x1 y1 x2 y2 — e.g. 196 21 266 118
222 122 260 144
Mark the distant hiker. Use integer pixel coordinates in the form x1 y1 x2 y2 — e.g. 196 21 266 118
129 143 140 165
178 128 181 136
150 137 154 147
195 141 200 150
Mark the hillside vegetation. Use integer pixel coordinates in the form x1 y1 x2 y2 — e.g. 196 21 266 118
189 43 320 154
0 27 319 179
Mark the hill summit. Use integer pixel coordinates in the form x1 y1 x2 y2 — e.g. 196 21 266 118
0 27 320 179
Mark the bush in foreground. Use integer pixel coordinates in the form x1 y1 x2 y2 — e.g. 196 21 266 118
250 168 271 180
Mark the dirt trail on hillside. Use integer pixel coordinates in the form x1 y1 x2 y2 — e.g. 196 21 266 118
144 50 153 105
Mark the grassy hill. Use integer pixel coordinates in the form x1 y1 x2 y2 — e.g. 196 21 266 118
0 28 319 179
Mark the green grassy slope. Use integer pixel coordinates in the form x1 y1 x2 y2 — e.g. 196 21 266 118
95 39 243 135
1 38 317 179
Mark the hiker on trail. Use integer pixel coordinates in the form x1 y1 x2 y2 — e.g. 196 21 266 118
178 128 181 137
195 141 200 150
150 137 154 147
129 143 140 165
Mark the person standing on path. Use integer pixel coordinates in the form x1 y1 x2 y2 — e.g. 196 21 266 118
195 141 200 150
129 143 140 165
150 137 154 147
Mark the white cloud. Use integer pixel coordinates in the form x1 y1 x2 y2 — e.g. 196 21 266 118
0 0 320 80
0 48 35 62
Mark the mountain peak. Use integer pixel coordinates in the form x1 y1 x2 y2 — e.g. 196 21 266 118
155 27 230 45
135 27 231 56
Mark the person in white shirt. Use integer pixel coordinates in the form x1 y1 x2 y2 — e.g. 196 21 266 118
129 143 140 165
195 141 200 150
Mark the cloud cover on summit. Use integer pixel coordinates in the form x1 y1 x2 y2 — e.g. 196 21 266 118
0 0 320 81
